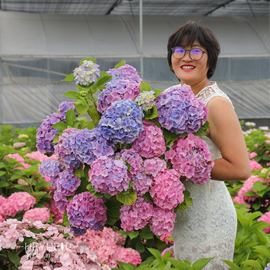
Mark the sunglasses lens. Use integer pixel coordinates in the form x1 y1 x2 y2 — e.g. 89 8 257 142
173 47 185 59
190 49 203 60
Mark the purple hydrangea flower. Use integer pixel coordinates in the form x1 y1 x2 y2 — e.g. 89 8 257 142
131 172 153 196
58 101 77 120
54 128 81 171
107 64 142 83
120 197 154 232
97 78 141 113
70 226 87 236
56 170 81 196
40 159 62 179
88 156 129 196
149 207 176 235
67 192 107 231
73 60 100 86
68 128 115 165
155 84 208 134
36 112 61 154
99 100 144 144
53 190 69 214
264 263 270 270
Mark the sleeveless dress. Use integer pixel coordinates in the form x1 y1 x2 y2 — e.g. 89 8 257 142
172 82 237 269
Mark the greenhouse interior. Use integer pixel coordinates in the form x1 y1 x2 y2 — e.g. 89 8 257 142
0 0 269 128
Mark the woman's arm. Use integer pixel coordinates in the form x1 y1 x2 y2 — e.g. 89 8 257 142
207 96 251 181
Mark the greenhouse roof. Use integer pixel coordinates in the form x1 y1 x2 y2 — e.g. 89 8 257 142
0 0 269 17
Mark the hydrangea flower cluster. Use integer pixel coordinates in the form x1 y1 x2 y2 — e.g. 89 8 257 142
165 133 214 184
132 120 166 158
53 190 69 214
67 192 107 232
23 207 50 223
89 156 129 196
99 100 144 144
58 101 77 119
155 84 208 134
120 197 154 232
144 157 167 177
149 169 185 210
135 90 156 111
39 159 62 179
149 207 176 236
107 64 142 83
131 172 152 196
73 60 100 86
97 79 141 113
115 148 144 177
57 170 81 196
258 212 270 233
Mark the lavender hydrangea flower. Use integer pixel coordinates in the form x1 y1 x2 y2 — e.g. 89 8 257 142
97 78 141 113
73 60 100 86
58 101 77 119
107 64 142 83
264 263 270 270
67 192 107 231
70 226 87 236
99 100 144 144
69 128 115 165
56 170 81 196
53 190 69 214
120 197 154 232
155 84 208 134
88 156 129 196
40 159 62 179
36 112 61 154
135 91 156 111
131 172 153 196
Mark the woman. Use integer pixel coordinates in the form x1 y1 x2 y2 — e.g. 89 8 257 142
167 21 251 269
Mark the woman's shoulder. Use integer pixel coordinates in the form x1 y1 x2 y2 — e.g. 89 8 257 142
196 82 233 108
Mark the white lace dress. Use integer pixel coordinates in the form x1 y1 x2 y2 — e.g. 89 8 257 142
172 82 237 269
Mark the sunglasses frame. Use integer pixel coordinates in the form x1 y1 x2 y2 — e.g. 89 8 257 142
171 47 207 61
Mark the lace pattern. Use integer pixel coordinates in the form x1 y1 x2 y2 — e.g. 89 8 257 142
172 83 237 269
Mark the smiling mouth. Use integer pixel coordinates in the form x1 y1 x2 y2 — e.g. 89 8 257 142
181 66 195 70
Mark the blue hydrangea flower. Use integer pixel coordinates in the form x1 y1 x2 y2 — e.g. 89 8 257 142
56 170 81 196
135 91 156 111
67 192 107 231
58 101 77 120
73 60 100 86
99 100 144 144
40 159 62 179
155 84 208 134
107 64 141 83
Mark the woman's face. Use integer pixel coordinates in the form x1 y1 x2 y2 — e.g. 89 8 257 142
171 40 209 88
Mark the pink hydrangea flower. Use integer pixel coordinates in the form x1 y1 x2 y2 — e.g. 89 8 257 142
249 152 258 159
132 120 166 158
165 133 214 184
115 148 144 178
144 157 167 177
6 153 31 169
160 233 174 244
233 195 251 207
250 159 263 171
25 151 58 162
149 207 176 235
236 175 267 202
0 195 7 219
116 246 142 265
161 245 175 258
258 212 270 233
23 208 50 223
150 169 185 211
120 197 154 232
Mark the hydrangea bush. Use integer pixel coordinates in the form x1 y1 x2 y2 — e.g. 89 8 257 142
35 57 213 243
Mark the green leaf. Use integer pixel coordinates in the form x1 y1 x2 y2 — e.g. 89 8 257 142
192 257 215 270
63 91 81 99
162 128 183 146
75 100 89 115
105 197 122 223
117 261 136 270
136 242 145 253
87 105 101 124
63 211 70 226
77 84 92 93
84 121 96 130
114 60 126 69
142 192 154 204
129 231 139 240
147 248 162 261
242 260 263 270
194 121 210 137
7 251 21 265
13 184 31 192
154 89 163 98
144 106 159 120
62 73 75 82
52 122 68 130
91 76 112 94
100 71 109 77
244 191 257 196
253 246 270 259
140 81 152 92
222 260 240 270
79 57 96 65
116 189 137 205
86 183 103 198
140 231 154 240
166 259 189 270
0 171 6 177
66 108 75 126
52 134 60 143
0 180 9 187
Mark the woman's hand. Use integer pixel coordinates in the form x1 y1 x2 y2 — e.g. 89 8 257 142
207 96 251 181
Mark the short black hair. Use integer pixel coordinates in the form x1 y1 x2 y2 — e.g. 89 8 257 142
167 20 220 79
